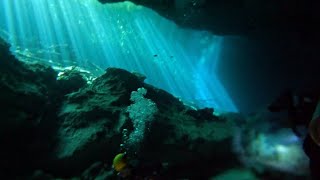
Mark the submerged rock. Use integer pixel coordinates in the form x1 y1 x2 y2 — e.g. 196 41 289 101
98 0 317 36
52 67 147 176
0 39 60 177
52 66 241 178
0 38 97 178
0 38 311 179
57 67 87 95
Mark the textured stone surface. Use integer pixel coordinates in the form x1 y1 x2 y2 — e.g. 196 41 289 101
98 0 318 36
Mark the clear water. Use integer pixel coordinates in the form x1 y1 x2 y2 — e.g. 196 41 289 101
0 0 237 112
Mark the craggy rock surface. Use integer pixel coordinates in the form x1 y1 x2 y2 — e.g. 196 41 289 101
0 38 310 179
0 38 59 177
98 0 318 36
53 67 240 178
0 39 87 178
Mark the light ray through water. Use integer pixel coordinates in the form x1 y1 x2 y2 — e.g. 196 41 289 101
0 0 238 112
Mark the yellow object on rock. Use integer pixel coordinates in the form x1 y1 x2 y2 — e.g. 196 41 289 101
113 153 127 172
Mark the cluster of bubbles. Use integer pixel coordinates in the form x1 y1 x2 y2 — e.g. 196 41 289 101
121 87 158 153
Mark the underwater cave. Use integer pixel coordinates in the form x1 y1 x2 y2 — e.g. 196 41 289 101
0 0 319 179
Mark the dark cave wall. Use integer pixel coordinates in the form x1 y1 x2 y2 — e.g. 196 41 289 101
217 31 320 114
98 0 319 36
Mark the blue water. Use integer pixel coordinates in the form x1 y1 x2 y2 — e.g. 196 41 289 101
0 0 237 112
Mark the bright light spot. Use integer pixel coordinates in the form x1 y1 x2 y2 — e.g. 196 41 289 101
275 145 288 153
244 130 309 175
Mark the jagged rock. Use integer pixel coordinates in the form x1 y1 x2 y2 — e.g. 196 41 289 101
1 37 309 179
81 162 113 180
185 107 217 121
98 0 317 36
57 67 87 95
51 68 146 176
53 67 240 178
0 39 60 177
0 40 58 128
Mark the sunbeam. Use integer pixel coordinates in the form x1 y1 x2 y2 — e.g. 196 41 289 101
0 0 237 112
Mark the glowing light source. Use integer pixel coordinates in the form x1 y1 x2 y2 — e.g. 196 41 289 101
243 130 309 175
275 144 288 153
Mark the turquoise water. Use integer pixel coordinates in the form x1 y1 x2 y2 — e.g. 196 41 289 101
0 0 237 112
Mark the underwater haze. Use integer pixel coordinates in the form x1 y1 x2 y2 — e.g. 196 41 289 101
0 0 237 112
0 0 315 179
